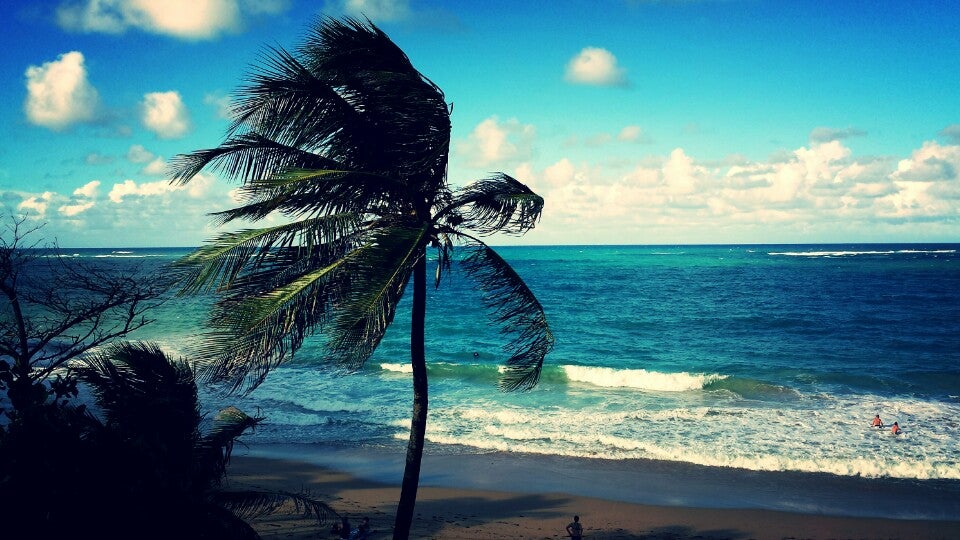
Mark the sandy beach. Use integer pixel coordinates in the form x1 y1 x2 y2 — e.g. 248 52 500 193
226 454 960 540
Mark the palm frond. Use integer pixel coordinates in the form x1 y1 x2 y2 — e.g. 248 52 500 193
217 169 407 223
197 249 358 392
193 406 264 485
167 133 337 186
224 19 451 186
184 502 264 540
444 173 545 236
174 214 360 295
211 488 335 525
326 225 427 368
76 342 201 437
459 242 554 391
300 17 451 184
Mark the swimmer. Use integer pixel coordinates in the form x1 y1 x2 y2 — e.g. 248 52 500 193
871 414 884 428
891 421 902 435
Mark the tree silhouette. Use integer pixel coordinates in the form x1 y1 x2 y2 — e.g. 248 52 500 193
170 17 552 539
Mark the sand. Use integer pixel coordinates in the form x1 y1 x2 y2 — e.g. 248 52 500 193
226 455 960 540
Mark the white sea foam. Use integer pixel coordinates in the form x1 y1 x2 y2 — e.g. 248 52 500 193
562 365 726 391
769 249 955 257
380 362 412 373
414 391 960 480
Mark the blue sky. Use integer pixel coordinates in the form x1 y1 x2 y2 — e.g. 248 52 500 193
1 0 958 247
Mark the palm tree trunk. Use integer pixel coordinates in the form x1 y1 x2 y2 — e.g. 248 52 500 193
393 252 428 540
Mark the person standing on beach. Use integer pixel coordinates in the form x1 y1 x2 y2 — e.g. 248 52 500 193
871 414 884 428
338 517 351 539
566 515 584 540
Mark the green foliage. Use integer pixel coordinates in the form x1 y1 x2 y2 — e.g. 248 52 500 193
0 342 332 539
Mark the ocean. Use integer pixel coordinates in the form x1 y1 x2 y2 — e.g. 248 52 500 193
65 244 960 517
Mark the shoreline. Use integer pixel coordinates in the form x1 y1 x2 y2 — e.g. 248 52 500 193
232 443 960 520
226 453 960 539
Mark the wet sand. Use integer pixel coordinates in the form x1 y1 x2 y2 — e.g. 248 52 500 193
226 449 960 539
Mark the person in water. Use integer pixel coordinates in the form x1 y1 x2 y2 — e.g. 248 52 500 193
871 414 884 428
891 421 902 435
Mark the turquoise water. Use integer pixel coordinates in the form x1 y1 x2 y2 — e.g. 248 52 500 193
80 245 960 481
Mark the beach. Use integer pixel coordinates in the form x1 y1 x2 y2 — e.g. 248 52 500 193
226 449 960 539
97 245 960 537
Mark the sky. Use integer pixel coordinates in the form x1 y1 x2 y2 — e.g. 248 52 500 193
1 0 958 248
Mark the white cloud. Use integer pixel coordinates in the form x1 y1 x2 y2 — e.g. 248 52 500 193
18 192 58 217
142 91 191 139
456 116 536 167
142 157 167 176
505 137 960 244
0 171 239 247
74 180 101 198
126 144 155 164
329 0 411 22
544 158 577 188
109 179 177 202
24 51 99 130
662 148 705 195
108 172 217 203
892 141 959 182
59 200 96 217
565 47 627 87
56 0 264 40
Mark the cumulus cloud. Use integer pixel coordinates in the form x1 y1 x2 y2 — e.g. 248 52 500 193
60 183 96 217
455 116 536 167
54 0 278 40
544 158 577 188
74 180 101 198
509 136 960 244
142 91 191 139
0 170 238 247
18 192 58 217
142 158 167 175
59 200 96 217
891 141 959 183
108 179 178 202
565 47 627 87
24 51 100 130
662 148 706 195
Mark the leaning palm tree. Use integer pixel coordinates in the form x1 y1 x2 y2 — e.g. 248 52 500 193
169 16 553 539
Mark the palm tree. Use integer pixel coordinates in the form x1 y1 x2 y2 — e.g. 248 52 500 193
74 341 333 539
169 17 553 539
